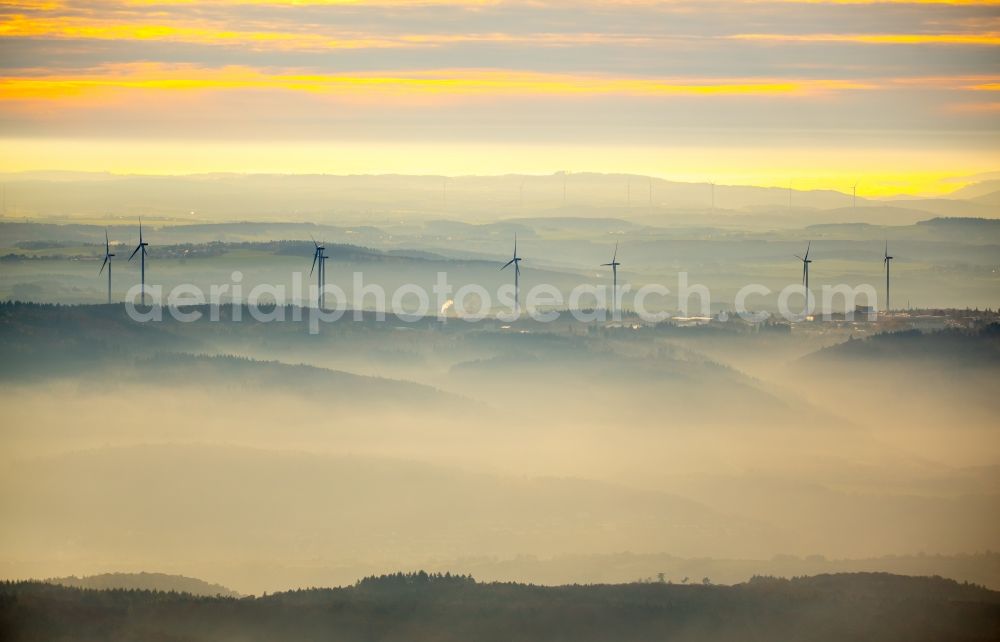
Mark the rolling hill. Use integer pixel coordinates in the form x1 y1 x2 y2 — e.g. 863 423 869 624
46 572 239 598
2 572 997 642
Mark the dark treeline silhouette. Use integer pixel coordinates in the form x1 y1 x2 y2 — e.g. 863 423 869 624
354 571 476 589
2 573 998 642
811 323 1000 365
917 217 1000 229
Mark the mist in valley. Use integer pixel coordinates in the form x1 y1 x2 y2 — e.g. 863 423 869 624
1 289 997 595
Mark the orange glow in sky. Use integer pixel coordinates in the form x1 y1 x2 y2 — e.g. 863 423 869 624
0 0 997 195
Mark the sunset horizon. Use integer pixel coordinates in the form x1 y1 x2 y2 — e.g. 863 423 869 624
3 0 998 197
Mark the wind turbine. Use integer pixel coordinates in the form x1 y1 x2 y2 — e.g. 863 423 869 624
99 228 114 304
708 180 715 210
602 241 621 319
128 218 149 303
310 237 327 309
852 181 859 209
883 241 893 315
795 241 812 317
500 234 522 314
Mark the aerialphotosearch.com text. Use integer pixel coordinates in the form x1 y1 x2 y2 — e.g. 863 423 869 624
125 270 880 333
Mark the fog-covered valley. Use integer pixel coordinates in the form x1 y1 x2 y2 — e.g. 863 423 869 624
1 298 997 595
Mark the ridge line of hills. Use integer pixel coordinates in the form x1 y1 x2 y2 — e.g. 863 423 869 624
1 171 997 222
44 572 241 598
4 572 999 642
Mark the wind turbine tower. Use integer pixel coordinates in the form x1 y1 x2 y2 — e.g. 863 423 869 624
310 237 327 309
501 234 522 314
883 241 894 315
99 228 115 304
795 241 813 317
602 241 622 320
128 218 149 304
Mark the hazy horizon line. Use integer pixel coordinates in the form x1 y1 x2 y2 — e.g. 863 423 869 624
2 168 998 201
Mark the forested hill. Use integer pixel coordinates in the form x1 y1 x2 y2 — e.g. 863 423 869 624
46 572 240 598
0 302 468 408
805 324 1000 366
2 572 998 642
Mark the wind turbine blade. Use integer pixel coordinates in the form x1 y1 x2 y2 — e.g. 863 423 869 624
515 262 520 278
105 228 110 253
500 258 515 271
802 263 807 285
99 255 108 274
613 241 618 263
804 241 811 260
794 255 803 261
128 244 141 261
310 252 318 276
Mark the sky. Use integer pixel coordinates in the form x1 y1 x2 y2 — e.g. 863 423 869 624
1 0 998 195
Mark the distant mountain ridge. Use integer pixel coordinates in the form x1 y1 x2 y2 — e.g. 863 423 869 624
0 171 995 221
46 572 240 597
948 179 1000 200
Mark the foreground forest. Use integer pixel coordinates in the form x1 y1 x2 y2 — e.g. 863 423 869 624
2 572 999 642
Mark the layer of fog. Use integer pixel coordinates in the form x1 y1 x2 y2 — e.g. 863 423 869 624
1 315 997 594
